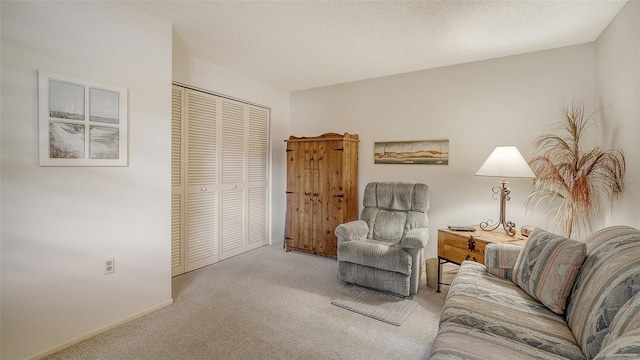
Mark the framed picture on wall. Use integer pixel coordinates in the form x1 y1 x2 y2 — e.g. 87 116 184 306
38 70 128 166
374 139 449 165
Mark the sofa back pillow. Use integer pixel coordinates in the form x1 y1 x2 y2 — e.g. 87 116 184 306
512 228 586 315
565 226 640 360
601 292 640 350
593 329 640 360
593 293 640 360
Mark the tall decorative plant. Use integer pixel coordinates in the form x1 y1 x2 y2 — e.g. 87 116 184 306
526 101 625 238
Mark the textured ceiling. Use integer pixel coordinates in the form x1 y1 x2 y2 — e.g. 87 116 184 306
125 0 627 91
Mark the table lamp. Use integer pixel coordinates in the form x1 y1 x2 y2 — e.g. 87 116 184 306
475 146 535 236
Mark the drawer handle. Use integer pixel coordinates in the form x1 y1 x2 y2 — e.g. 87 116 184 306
467 238 477 252
465 255 478 262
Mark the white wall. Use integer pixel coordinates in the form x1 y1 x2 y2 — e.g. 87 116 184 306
1 2 173 359
290 44 595 255
594 0 640 230
172 40 289 246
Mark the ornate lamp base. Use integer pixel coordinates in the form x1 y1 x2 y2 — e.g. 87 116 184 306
480 179 517 237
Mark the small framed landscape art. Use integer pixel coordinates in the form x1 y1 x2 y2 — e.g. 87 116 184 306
374 139 449 165
38 70 128 166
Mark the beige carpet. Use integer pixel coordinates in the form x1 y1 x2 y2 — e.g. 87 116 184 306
47 244 455 360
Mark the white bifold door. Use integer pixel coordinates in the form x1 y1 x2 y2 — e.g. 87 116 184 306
171 85 269 276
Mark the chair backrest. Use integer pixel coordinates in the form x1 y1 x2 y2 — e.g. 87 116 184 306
360 182 429 243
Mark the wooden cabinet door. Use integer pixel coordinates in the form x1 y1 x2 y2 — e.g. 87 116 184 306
314 140 344 257
285 140 313 252
312 141 328 256
299 141 315 252
285 141 298 248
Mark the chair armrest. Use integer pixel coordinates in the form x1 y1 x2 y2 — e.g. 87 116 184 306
335 220 369 243
485 243 522 280
401 228 429 249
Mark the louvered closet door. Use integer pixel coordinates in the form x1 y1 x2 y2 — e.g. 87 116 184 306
171 86 185 276
172 84 271 274
247 106 269 248
220 99 247 260
185 91 219 271
219 100 270 260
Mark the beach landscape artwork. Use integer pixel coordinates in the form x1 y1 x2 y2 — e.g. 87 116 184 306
90 126 119 159
374 139 449 165
49 122 85 159
90 88 119 124
49 80 85 120
38 70 128 166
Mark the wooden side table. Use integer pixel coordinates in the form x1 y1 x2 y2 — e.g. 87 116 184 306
436 225 528 292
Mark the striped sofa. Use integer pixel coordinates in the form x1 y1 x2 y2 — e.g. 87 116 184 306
429 225 640 360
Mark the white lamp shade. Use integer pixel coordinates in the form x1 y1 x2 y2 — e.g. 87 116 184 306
475 146 535 178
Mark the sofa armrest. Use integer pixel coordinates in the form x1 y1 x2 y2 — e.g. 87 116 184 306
401 228 430 249
485 243 522 280
335 220 369 244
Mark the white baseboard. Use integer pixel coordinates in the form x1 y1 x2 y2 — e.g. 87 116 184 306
27 299 174 360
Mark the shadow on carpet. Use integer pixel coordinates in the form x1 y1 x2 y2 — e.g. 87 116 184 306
331 285 417 326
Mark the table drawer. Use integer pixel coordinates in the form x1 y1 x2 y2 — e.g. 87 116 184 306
441 244 485 264
438 230 488 264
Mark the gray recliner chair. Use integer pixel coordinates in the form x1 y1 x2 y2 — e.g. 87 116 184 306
335 182 429 296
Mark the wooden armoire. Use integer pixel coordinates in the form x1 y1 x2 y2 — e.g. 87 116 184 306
285 133 359 258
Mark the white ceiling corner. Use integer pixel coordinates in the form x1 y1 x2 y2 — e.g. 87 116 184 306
124 0 627 91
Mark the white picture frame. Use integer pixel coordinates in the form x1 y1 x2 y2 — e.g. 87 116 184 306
38 70 128 166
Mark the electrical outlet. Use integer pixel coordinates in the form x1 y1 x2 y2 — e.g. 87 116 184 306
104 257 115 275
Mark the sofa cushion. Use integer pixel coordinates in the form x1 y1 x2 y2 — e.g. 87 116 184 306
337 239 412 275
430 322 574 360
440 261 585 360
371 209 407 242
512 229 586 315
565 226 640 360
